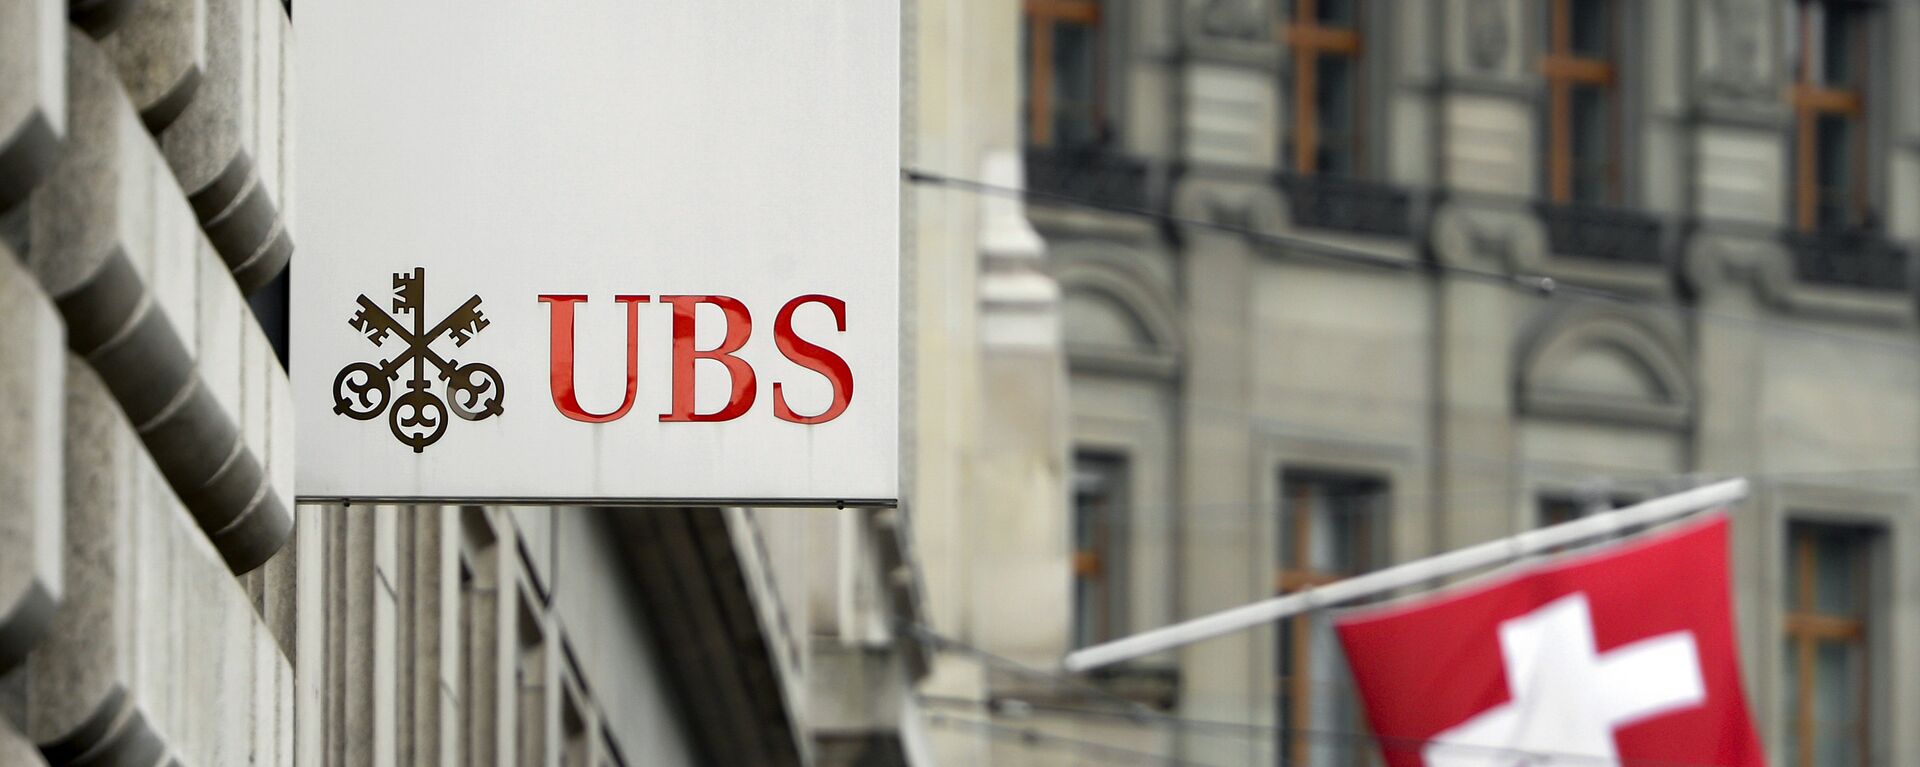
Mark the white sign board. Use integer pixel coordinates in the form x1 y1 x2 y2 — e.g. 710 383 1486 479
294 1 898 505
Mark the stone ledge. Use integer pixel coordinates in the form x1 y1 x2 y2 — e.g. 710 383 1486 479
159 0 291 295
10 360 291 765
26 31 289 573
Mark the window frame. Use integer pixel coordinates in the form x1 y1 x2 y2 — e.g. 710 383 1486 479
1782 521 1875 767
1275 470 1388 767
1280 0 1368 177
1540 0 1622 205
1022 0 1109 148
1787 0 1873 233
1071 450 1131 649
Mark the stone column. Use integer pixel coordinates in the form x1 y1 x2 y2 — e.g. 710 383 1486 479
973 149 1071 667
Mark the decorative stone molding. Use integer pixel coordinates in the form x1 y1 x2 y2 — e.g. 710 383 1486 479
1685 231 1917 325
157 0 291 295
1053 250 1182 379
0 0 66 215
1181 0 1278 66
1194 0 1267 42
1446 0 1524 85
1170 175 1285 236
1430 202 1540 271
1698 0 1775 103
26 32 289 573
981 150 1062 350
1464 0 1510 72
1516 306 1695 430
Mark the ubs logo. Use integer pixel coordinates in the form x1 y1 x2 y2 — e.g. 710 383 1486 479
333 268 505 452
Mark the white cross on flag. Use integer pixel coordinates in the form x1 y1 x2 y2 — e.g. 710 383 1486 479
1334 513 1764 767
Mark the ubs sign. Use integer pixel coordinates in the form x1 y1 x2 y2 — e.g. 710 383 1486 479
294 1 897 505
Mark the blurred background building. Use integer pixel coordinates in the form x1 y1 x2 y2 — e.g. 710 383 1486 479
911 0 1920 766
8 0 1920 766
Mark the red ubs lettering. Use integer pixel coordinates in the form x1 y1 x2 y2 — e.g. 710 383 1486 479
538 294 854 425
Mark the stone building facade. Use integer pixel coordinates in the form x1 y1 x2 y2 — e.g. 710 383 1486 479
0 2 930 766
922 0 1920 765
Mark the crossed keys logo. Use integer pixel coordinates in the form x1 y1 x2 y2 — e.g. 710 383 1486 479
333 268 505 452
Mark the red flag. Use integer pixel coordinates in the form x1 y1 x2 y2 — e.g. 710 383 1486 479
1334 513 1764 767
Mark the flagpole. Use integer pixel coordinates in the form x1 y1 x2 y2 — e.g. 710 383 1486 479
1061 478 1750 674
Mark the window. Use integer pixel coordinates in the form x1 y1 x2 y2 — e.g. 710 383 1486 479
1276 472 1386 767
1787 0 1870 232
1536 491 1642 550
1071 453 1128 648
1782 522 1874 767
1281 0 1366 176
1022 0 1105 147
1541 0 1620 205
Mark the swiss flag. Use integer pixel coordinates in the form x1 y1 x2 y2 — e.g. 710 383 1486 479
1334 513 1765 767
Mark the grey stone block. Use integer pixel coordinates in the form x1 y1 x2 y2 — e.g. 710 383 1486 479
27 32 288 574
0 0 66 214
18 360 291 766
158 0 290 294
99 0 204 134
0 239 64 676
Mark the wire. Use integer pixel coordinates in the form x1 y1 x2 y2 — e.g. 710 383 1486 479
904 167 1920 358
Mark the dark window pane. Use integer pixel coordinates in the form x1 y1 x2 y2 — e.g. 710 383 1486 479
1569 0 1611 58
1072 453 1127 647
1316 0 1358 26
1813 639 1863 766
1814 113 1855 230
1570 83 1613 204
1050 21 1100 147
1819 3 1857 88
1314 54 1358 176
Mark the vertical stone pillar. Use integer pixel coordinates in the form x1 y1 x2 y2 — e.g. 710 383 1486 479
973 150 1071 667
1169 182 1261 766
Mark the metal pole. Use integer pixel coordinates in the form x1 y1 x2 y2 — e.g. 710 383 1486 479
1061 478 1750 673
